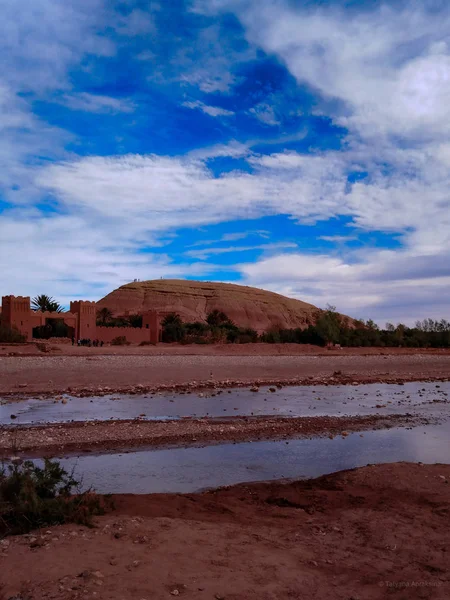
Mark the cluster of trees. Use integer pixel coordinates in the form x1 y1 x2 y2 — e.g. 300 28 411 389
161 310 258 344
160 306 450 348
261 308 450 348
96 307 142 328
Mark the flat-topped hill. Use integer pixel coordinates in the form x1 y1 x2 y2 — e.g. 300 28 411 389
97 279 343 332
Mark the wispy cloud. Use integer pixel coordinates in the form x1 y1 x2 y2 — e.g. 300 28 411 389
248 102 279 126
185 242 296 260
189 230 270 247
59 93 136 114
319 235 357 243
182 100 234 117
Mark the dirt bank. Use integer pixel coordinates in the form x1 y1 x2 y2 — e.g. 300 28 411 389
1 352 450 397
1 462 449 599
3 341 450 357
0 414 421 457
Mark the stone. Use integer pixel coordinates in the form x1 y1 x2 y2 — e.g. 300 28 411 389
92 571 104 579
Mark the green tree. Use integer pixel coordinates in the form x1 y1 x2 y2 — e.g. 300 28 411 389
315 304 341 344
96 307 113 325
206 309 232 327
31 295 63 313
161 313 185 342
127 314 143 328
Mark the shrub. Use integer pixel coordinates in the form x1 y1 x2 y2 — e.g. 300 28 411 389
111 335 129 346
0 459 112 536
260 329 281 343
0 324 26 343
127 314 143 328
206 310 232 327
161 313 185 342
184 321 209 336
236 327 258 343
33 319 69 339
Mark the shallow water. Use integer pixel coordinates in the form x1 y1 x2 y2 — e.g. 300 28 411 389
49 421 450 494
2 381 449 425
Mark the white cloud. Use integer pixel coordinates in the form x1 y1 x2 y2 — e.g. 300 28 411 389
167 22 254 93
225 1 450 141
319 235 357 243
248 102 279 126
36 152 348 228
188 140 249 160
185 242 297 260
0 209 214 303
238 249 450 325
188 230 270 247
182 100 234 117
0 0 116 204
0 0 114 93
59 93 136 114
222 230 269 242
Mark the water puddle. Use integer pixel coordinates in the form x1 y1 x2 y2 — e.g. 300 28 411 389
46 421 450 494
1 381 449 425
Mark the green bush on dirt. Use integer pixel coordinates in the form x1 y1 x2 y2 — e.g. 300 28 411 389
0 459 112 536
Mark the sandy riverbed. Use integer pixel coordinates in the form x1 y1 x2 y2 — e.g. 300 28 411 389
1 347 450 397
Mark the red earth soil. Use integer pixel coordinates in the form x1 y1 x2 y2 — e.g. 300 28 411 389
1 462 449 600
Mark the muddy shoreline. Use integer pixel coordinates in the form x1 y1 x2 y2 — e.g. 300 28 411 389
0 413 427 457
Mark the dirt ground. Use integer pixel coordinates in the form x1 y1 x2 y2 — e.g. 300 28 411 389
3 341 450 357
1 462 449 600
0 414 418 457
1 345 450 396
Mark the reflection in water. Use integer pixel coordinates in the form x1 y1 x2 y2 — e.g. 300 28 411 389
2 381 449 425
53 422 450 494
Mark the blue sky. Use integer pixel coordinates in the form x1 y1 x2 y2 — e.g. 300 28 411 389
1 0 450 324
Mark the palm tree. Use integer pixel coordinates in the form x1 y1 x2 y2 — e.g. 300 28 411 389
31 295 63 313
97 307 113 325
161 313 184 342
161 312 183 328
206 309 232 327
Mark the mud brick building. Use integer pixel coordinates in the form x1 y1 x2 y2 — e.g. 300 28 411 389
0 295 162 344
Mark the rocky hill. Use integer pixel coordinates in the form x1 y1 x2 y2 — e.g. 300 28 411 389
97 279 346 333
